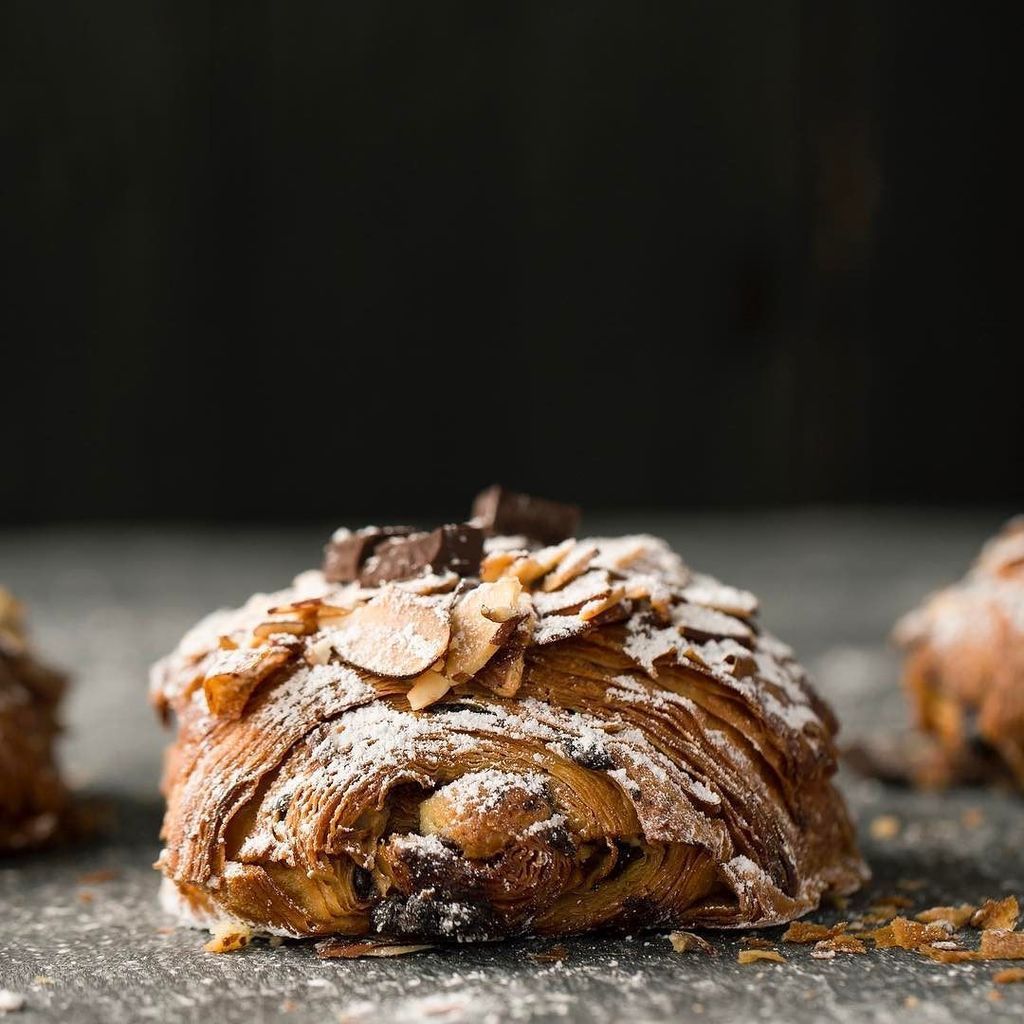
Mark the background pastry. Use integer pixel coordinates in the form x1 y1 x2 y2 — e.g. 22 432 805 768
894 517 1024 789
153 488 866 942
0 587 68 851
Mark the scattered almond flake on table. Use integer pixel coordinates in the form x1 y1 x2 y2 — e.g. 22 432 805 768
667 931 715 955
315 939 435 959
737 949 785 965
971 896 1019 931
915 904 976 928
870 917 951 949
782 921 848 944
979 930 1024 959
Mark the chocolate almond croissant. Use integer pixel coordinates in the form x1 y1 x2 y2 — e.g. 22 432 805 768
894 517 1024 788
153 489 865 941
0 587 68 850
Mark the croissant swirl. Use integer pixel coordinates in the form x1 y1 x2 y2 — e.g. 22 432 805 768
0 587 67 851
894 517 1024 788
153 499 865 941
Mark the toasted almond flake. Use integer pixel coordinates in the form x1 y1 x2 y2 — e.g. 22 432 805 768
672 603 754 643
972 897 1020 931
204 920 252 954
480 549 525 582
406 670 453 711
916 904 976 928
668 931 715 954
918 945 982 963
252 619 311 640
782 921 847 944
329 588 451 679
681 577 759 618
508 540 576 586
315 939 435 959
870 917 951 949
980 930 1024 959
814 935 867 955
737 949 785 965
579 587 626 622
203 645 294 718
541 542 598 592
446 578 524 681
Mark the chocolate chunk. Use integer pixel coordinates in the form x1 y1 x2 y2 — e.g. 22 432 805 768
359 524 484 585
471 485 581 544
351 865 376 902
323 526 415 583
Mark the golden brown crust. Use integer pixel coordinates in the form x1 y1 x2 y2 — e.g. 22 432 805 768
0 588 68 851
153 531 865 941
894 517 1024 789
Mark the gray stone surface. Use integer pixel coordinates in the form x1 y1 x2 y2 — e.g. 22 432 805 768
2 511 1023 1022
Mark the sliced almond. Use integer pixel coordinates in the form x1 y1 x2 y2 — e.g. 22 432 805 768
533 570 612 616
480 549 527 582
203 645 294 718
681 576 759 619
579 587 626 621
737 949 784 965
972 897 1020 931
672 603 754 643
507 539 576 586
445 578 524 682
407 670 453 710
475 613 533 697
533 614 591 646
668 931 715 954
541 542 598 592
315 938 434 959
252 619 313 641
328 587 451 679
480 576 525 623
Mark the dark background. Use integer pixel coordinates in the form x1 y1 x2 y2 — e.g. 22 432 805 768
2 2 1021 524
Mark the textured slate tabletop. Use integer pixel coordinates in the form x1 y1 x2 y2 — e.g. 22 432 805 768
2 510 1023 1023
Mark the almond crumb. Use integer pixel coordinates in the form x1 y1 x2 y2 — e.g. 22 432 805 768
668 931 715 955
737 949 785 965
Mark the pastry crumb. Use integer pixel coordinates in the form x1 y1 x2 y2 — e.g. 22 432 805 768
204 920 253 954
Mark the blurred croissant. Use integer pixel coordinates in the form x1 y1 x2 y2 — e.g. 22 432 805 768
0 587 67 850
894 517 1024 788
153 495 865 941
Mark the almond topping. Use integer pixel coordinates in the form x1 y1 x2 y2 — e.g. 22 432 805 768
541 542 598 592
445 578 525 682
328 588 451 678
406 670 453 711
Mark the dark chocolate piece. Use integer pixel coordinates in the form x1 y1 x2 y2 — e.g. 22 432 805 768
471 485 581 544
323 526 416 583
359 524 483 585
